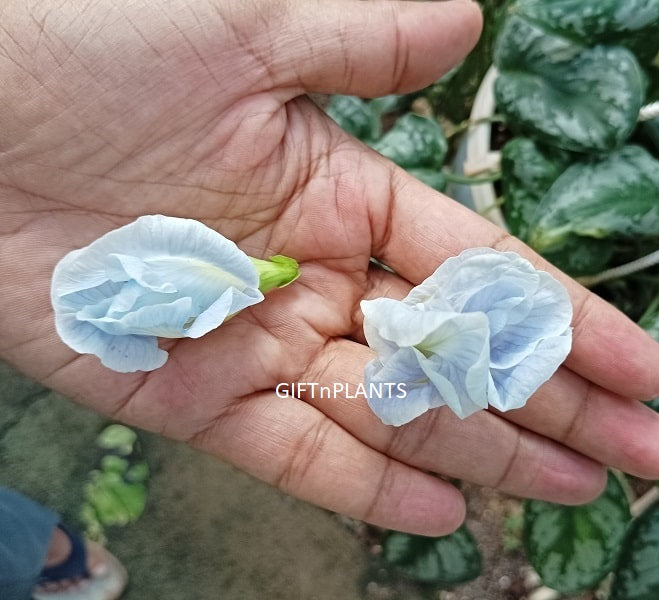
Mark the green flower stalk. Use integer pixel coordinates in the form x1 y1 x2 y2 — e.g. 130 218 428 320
251 255 300 294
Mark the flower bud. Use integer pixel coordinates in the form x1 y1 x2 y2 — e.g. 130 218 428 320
251 255 300 294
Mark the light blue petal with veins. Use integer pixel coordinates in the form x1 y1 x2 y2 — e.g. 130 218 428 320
185 286 263 338
362 302 491 423
55 313 167 373
362 248 573 424
362 299 477 349
365 349 443 426
489 333 572 411
105 254 177 293
462 282 531 335
489 272 572 369
415 312 491 419
52 215 259 296
407 248 538 310
77 297 195 338
51 215 264 372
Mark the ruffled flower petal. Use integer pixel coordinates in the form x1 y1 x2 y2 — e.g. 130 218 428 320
489 335 573 411
365 349 441 426
489 272 572 369
362 248 572 425
51 215 265 372
55 314 167 373
362 299 491 422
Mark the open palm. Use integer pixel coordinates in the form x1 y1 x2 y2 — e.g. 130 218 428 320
2 0 659 535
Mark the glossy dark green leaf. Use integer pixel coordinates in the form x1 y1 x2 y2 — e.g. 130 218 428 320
610 500 659 599
369 94 408 117
425 0 507 123
598 274 659 321
501 137 571 240
528 146 659 254
524 472 631 594
647 65 659 102
643 117 659 154
648 398 659 412
512 0 659 62
371 113 448 169
326 95 381 142
383 526 482 585
405 167 447 193
494 15 646 152
540 236 614 277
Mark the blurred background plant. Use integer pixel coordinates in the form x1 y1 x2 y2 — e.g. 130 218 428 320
80 424 149 544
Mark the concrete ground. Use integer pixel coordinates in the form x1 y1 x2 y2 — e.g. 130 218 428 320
0 360 401 600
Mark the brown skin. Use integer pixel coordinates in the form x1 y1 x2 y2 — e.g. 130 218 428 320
2 0 659 537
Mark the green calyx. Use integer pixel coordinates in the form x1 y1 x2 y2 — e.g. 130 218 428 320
251 255 300 294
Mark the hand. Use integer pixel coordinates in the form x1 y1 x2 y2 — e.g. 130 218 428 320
2 0 659 536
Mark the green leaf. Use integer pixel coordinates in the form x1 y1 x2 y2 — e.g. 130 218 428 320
405 167 447 193
326 95 381 142
369 94 408 117
79 503 106 544
102 476 147 521
494 15 646 152
643 117 659 155
524 472 631 594
598 274 659 321
85 470 148 526
126 461 150 483
648 398 659 412
96 424 137 456
425 0 507 123
647 65 659 102
539 236 614 277
84 472 131 527
371 113 448 169
500 137 617 275
383 526 482 586
528 146 659 254
610 499 659 599
100 454 130 475
511 0 659 63
501 137 571 240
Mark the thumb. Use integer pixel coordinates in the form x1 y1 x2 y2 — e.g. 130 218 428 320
265 0 483 97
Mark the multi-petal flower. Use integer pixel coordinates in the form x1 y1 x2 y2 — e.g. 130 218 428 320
362 248 573 425
51 215 264 373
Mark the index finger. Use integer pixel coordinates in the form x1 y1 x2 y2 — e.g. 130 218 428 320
366 165 659 400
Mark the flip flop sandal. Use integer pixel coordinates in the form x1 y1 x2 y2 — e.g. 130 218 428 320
33 525 127 600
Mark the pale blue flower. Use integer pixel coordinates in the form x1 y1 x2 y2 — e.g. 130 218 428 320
362 248 573 425
51 215 264 373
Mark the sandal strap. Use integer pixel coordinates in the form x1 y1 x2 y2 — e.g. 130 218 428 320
38 524 90 584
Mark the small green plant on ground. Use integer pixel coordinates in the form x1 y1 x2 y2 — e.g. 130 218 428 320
80 424 149 544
